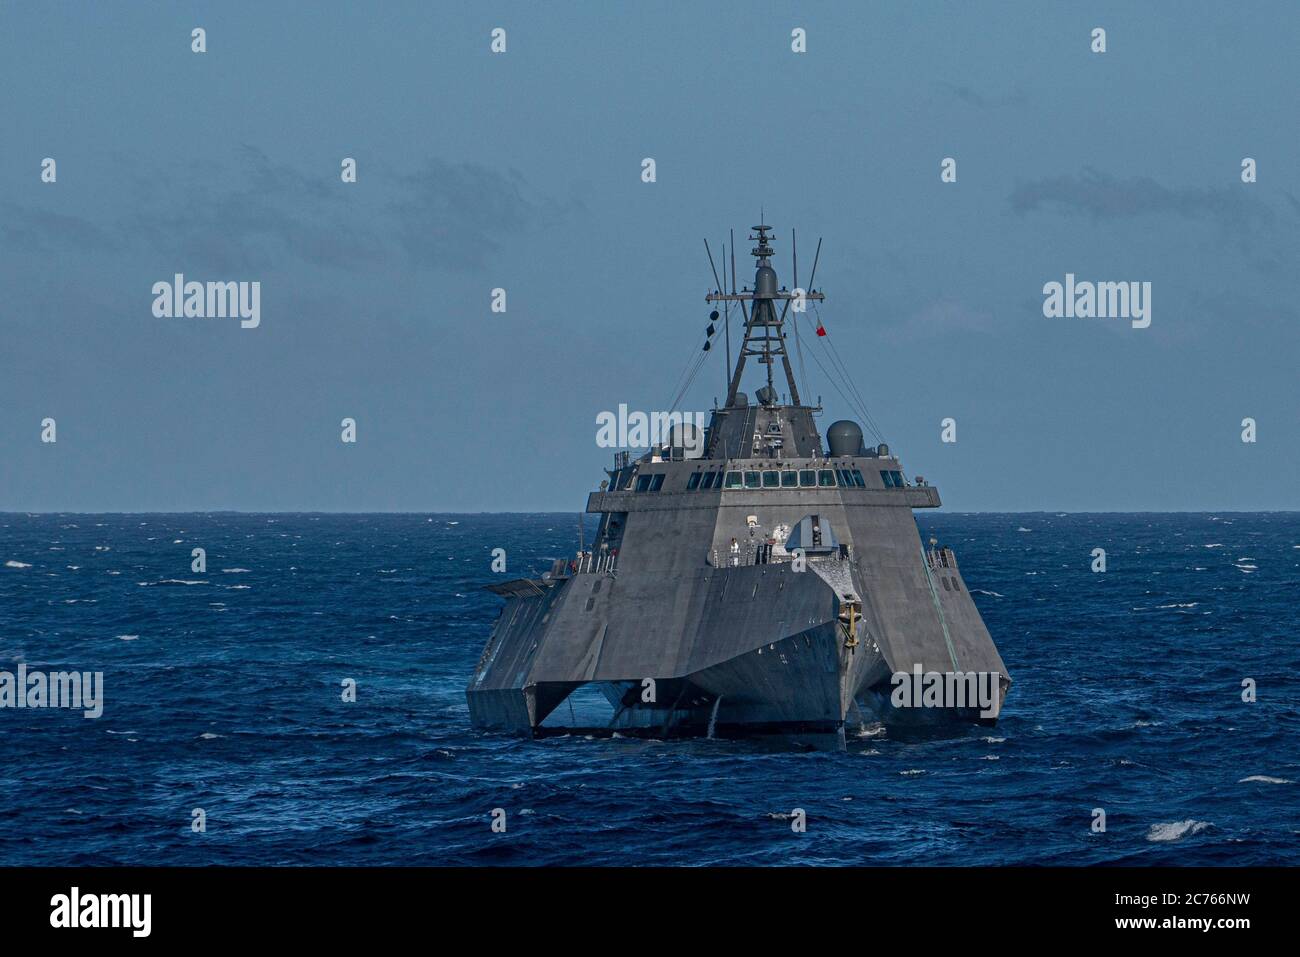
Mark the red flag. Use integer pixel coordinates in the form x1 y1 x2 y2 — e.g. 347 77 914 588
815 322 827 337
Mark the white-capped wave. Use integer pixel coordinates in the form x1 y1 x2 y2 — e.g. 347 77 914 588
1146 819 1210 842
4 560 32 569
1238 775 1293 785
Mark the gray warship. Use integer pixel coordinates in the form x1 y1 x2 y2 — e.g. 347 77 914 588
468 222 1010 747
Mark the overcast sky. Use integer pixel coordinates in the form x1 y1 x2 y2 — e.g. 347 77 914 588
2 1 1297 511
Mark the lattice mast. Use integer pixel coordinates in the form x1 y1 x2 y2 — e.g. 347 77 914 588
705 223 824 408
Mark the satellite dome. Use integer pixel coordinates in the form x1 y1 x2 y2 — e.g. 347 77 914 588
826 420 864 457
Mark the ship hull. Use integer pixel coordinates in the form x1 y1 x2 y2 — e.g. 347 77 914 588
468 525 1009 750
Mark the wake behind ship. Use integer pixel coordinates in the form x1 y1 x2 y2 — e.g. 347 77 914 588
468 222 1010 748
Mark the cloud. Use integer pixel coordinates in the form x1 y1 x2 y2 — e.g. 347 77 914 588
389 159 542 271
1008 166 1274 234
1008 167 1300 278
0 202 113 253
936 82 1028 110
886 297 997 342
0 149 555 276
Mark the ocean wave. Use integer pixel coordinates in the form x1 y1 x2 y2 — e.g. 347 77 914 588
1238 775 1293 785
5 560 32 568
1147 820 1211 842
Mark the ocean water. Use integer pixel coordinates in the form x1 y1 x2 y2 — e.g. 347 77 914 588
1 512 1297 866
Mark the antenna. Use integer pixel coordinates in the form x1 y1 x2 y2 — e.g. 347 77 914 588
704 238 729 399
722 242 731 394
807 237 823 290
704 238 724 292
792 229 798 290
728 229 736 392
729 229 736 294
791 228 809 404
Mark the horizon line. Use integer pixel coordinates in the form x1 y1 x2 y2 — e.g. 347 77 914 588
3 509 1299 516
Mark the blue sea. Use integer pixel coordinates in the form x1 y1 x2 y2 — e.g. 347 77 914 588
1 512 1297 866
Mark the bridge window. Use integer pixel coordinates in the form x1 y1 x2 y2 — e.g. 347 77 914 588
635 474 652 492
744 471 761 489
891 470 904 486
799 469 816 487
724 470 743 489
818 469 836 487
687 472 701 491
880 470 895 487
851 469 866 487
701 471 717 490
837 468 854 486
649 473 665 492
781 470 798 488
762 470 780 488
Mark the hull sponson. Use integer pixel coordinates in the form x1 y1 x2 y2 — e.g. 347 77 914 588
468 562 846 734
839 506 1008 680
